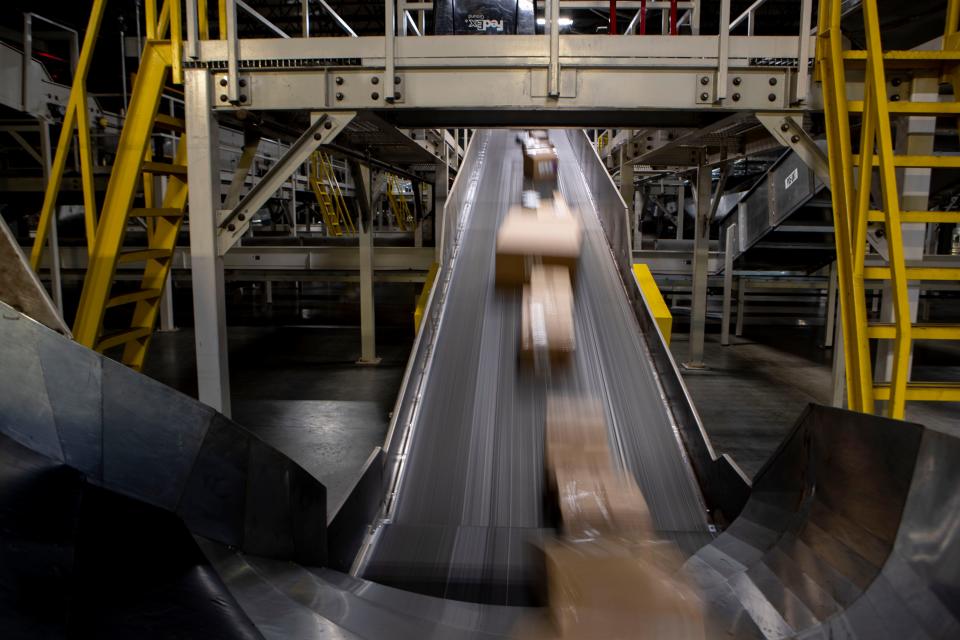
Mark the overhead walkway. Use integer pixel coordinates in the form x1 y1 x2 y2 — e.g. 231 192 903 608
1 130 959 639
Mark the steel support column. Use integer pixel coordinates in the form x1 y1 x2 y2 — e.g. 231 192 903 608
684 163 712 368
824 260 838 348
38 122 63 314
721 222 736 346
186 68 231 415
352 160 380 365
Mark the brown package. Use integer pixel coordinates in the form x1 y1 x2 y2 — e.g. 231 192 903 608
495 206 581 287
543 396 610 480
520 265 575 363
553 466 655 541
537 539 707 640
523 145 559 181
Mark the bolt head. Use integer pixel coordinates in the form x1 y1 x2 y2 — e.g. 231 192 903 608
791 135 800 143
732 92 741 101
733 77 742 86
336 92 344 101
238 213 246 221
781 123 790 132
768 93 776 102
371 91 380 100
394 76 401 85
313 133 322 140
700 92 710 101
700 76 709 85
219 94 227 102
892 78 902 87
239 94 247 103
227 223 236 231
394 91 401 100
891 94 901 101
371 76 380 85
324 121 333 129
219 78 228 87
239 79 247 88
769 77 778 86
336 76 344 85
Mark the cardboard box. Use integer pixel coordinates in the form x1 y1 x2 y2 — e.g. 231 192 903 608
520 265 575 363
523 146 559 196
544 396 610 478
538 539 707 640
495 206 581 287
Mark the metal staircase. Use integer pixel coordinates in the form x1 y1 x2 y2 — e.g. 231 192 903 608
30 1 188 371
386 174 412 231
309 150 355 236
817 0 960 418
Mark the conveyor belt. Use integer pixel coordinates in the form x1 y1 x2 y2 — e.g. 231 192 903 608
358 130 710 604
4 129 958 640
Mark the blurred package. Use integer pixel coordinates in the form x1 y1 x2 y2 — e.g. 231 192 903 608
520 265 575 363
495 205 581 286
553 466 654 541
523 145 559 197
543 396 610 478
537 539 707 640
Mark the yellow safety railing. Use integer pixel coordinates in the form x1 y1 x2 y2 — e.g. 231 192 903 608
386 174 413 231
633 263 672 345
310 150 356 235
414 262 439 334
816 0 960 418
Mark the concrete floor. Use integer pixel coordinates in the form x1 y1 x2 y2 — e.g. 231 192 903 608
143 311 959 509
145 324 412 516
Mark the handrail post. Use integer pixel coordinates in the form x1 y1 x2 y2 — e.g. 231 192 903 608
717 0 730 100
385 0 395 102
548 0 560 97
225 0 239 102
795 0 813 103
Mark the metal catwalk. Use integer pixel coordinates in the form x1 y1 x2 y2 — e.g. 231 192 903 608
358 130 710 604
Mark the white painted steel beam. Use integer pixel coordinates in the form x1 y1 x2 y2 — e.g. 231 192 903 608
186 68 232 416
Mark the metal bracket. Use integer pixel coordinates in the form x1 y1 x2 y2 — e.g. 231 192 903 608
756 112 830 187
216 111 356 255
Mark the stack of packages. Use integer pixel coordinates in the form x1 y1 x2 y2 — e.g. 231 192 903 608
521 133 559 198
495 196 581 365
520 395 707 640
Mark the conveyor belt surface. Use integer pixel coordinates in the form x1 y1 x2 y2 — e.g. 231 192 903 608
360 130 710 604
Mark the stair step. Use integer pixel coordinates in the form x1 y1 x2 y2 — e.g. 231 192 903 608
849 100 960 115
867 209 960 224
873 382 960 401
852 154 960 169
863 266 960 281
130 207 184 218
843 49 960 67
142 161 188 176
153 113 186 131
867 323 960 340
117 248 172 264
106 288 163 308
96 326 152 351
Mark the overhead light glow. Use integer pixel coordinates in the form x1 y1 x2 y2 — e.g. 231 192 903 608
536 17 574 27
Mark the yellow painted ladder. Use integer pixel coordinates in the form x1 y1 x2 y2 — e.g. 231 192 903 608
310 150 355 236
31 0 190 371
817 0 960 418
386 174 412 231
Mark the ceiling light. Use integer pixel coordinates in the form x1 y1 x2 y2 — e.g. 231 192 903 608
536 17 574 27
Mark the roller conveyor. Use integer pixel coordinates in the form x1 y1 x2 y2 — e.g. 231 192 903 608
358 130 710 604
